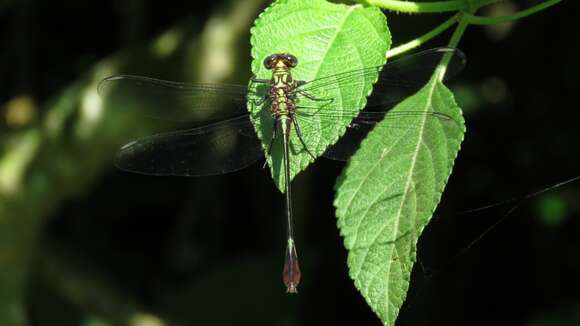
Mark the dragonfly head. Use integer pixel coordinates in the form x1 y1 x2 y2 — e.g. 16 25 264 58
263 53 298 70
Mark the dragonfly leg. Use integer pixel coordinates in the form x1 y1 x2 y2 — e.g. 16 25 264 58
263 119 278 169
295 89 333 103
252 95 270 107
294 105 334 117
249 78 273 108
250 76 270 84
291 115 315 161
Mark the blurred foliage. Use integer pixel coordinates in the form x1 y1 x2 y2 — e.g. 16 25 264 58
526 302 580 326
535 193 568 227
0 0 579 326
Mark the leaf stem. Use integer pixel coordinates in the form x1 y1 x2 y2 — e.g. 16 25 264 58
446 13 469 49
359 0 498 14
436 12 470 81
386 14 458 59
463 0 562 25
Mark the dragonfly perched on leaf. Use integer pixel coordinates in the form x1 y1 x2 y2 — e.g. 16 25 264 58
98 47 466 293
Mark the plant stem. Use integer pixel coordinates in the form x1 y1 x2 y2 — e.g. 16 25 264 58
463 0 562 25
447 13 469 49
436 12 470 81
360 0 498 14
386 14 458 59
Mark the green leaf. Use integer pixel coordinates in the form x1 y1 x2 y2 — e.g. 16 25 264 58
249 0 391 191
334 76 465 325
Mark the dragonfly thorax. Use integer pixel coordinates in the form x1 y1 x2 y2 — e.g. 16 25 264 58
262 54 300 118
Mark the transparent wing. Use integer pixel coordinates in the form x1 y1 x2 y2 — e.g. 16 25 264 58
98 75 256 122
294 110 460 161
294 47 466 108
115 115 264 176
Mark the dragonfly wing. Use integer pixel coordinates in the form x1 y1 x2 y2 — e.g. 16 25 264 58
115 115 264 176
365 47 465 108
321 119 375 161
295 47 466 109
98 75 258 122
315 110 460 161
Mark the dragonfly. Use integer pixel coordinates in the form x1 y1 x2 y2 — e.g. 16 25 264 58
98 47 466 293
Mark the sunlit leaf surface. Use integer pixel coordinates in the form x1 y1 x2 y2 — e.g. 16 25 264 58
249 0 391 191
334 77 465 325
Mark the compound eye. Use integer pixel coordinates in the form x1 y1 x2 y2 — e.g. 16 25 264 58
263 55 276 69
286 55 298 67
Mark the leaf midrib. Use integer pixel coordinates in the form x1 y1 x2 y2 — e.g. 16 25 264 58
350 80 437 321
308 5 357 80
303 4 358 164
382 81 435 320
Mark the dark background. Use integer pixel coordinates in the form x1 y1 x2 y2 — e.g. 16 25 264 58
1 0 579 325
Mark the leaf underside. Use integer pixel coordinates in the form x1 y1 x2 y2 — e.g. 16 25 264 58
249 0 391 191
334 77 465 325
